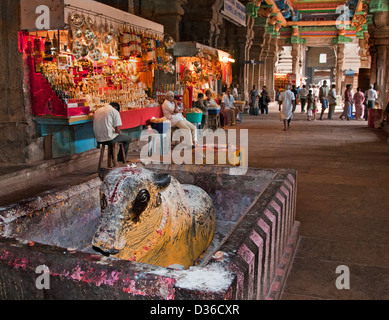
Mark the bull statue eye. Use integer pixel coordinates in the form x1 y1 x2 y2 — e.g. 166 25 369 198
132 189 150 223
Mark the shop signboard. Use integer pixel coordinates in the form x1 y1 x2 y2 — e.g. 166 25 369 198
221 0 247 27
20 0 65 31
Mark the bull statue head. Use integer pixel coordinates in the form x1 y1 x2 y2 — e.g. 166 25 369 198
92 167 172 257
93 167 216 268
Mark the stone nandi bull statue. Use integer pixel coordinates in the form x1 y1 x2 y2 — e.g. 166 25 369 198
92 167 216 269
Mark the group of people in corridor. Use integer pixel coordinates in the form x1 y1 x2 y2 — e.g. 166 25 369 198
278 82 379 131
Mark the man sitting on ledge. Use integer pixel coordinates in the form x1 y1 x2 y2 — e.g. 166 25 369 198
93 102 132 162
162 91 197 148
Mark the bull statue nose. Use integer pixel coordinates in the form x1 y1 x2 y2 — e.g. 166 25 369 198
92 242 120 255
92 233 121 255
105 248 120 255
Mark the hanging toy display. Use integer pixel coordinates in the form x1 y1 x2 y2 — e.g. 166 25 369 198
118 25 142 60
52 33 59 58
43 33 54 62
25 36 33 57
33 33 43 72
155 38 166 71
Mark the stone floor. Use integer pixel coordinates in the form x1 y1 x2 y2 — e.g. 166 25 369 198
243 103 389 300
0 102 388 300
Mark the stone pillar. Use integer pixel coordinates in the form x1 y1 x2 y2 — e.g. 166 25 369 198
154 0 187 41
249 24 267 91
359 32 371 69
179 0 224 46
237 16 254 102
0 0 43 163
291 43 300 80
266 38 278 98
140 0 187 41
369 39 378 85
259 33 271 88
335 43 345 95
368 10 389 106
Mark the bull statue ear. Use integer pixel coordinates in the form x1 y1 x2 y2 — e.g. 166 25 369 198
99 168 110 182
154 174 171 190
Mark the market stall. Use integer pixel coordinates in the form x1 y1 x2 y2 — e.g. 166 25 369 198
172 42 234 110
274 73 290 91
19 0 170 159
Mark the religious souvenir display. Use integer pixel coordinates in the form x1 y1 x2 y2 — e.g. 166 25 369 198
22 11 174 116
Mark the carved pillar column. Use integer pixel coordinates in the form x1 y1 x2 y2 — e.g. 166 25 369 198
368 10 389 105
358 32 371 69
369 38 378 85
335 43 345 96
266 37 278 98
237 16 255 102
259 33 271 88
152 0 187 41
291 42 300 81
250 24 266 90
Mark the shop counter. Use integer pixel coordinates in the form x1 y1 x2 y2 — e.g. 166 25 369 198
34 106 163 159
120 106 163 129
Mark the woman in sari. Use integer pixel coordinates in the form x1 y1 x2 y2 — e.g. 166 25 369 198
353 87 365 120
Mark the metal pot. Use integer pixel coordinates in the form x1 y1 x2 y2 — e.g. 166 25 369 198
70 13 84 28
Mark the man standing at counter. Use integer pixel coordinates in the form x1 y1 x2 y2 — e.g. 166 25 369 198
93 102 132 163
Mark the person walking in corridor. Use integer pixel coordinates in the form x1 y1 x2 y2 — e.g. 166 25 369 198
291 85 298 112
340 84 353 121
276 89 283 111
327 84 337 119
299 85 309 113
249 85 259 112
280 85 295 131
260 86 270 115
319 80 329 120
353 87 365 120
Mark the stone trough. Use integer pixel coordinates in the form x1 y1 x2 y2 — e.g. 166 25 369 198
0 164 299 300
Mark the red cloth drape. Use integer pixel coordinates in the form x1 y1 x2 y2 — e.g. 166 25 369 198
120 107 163 129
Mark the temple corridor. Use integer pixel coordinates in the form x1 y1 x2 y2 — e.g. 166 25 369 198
1 103 388 299
246 103 389 300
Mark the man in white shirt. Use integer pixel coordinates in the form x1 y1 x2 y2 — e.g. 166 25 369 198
93 102 132 162
162 91 197 147
280 84 296 131
232 84 239 101
365 84 378 121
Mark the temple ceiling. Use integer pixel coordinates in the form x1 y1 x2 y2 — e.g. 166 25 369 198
245 0 384 41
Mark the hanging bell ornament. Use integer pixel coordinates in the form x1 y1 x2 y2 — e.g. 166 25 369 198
164 34 176 50
166 53 174 63
163 64 170 74
168 63 175 74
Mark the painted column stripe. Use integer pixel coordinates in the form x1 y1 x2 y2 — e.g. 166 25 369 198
250 230 264 300
258 218 270 296
238 244 256 300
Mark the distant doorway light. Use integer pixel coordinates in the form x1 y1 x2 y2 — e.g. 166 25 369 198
320 54 327 64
